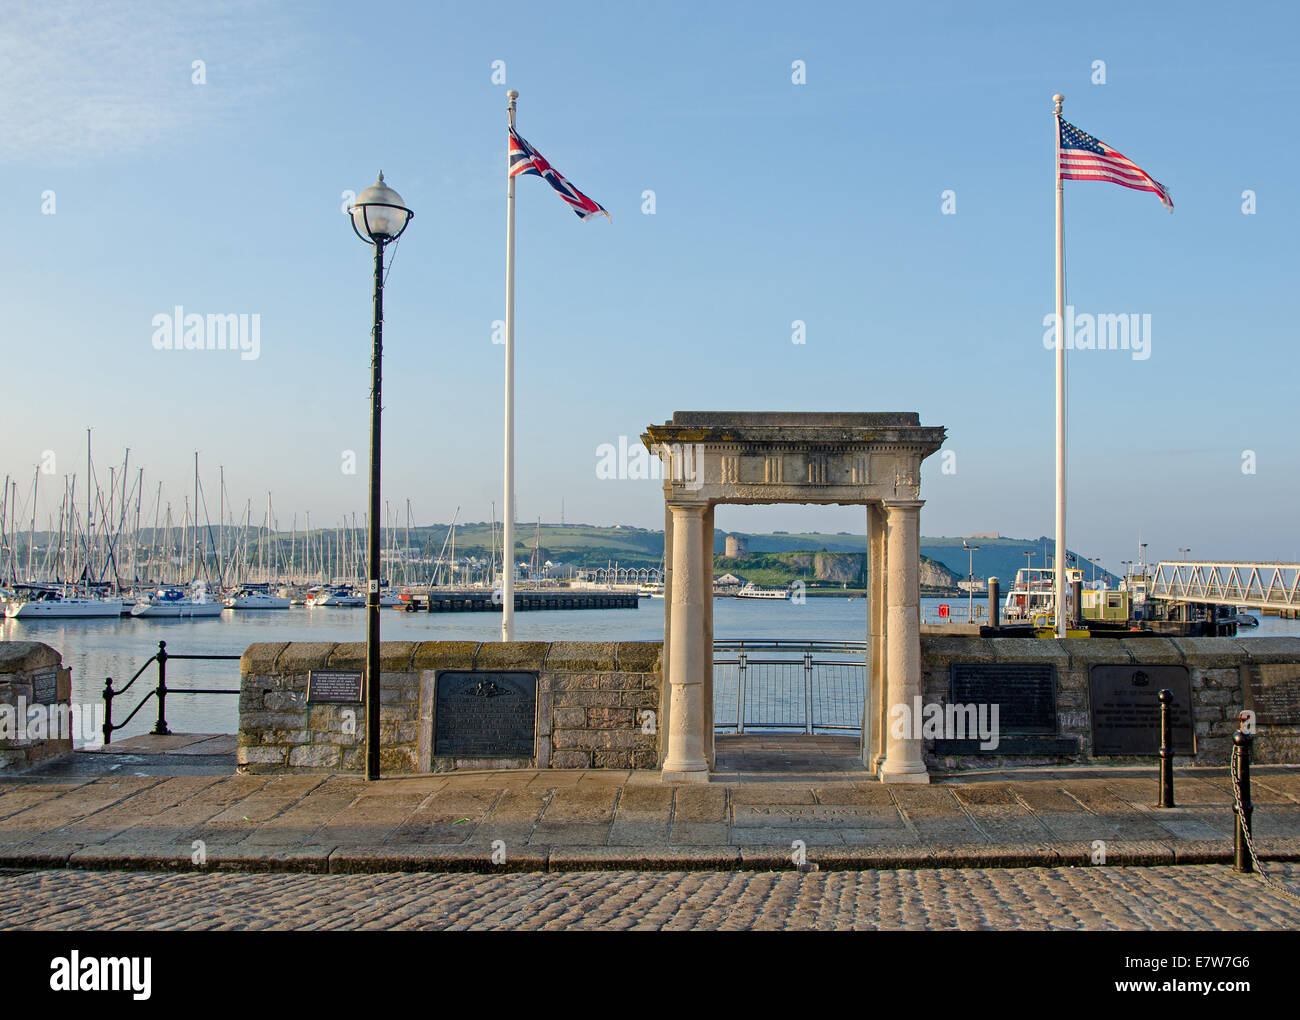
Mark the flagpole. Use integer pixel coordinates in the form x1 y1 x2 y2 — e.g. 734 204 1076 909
502 89 519 641
1053 92 1068 638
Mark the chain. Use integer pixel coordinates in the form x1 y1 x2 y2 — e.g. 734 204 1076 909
1230 748 1300 905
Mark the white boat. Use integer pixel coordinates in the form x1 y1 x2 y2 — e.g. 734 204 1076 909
131 583 225 618
4 588 124 619
309 587 365 607
734 583 791 600
638 583 665 598
226 590 291 610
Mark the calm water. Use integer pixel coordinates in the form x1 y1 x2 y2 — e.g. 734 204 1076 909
2 597 1290 744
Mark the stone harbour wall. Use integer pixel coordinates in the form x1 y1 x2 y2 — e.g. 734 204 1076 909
238 640 663 775
0 641 73 773
920 636 1300 768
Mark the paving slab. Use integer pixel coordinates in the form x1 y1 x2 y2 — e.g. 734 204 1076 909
3 739 1300 875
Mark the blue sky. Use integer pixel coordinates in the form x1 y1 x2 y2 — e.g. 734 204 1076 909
1 0 1297 572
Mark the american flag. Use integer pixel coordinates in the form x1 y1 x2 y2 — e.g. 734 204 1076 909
1058 118 1173 212
508 127 611 222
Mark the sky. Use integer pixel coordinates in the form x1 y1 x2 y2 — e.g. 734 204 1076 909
1 0 1297 574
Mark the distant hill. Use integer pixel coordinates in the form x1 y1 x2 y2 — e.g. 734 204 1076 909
714 550 962 593
721 530 1118 588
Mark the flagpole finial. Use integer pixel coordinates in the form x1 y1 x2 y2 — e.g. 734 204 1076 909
1053 93 1064 114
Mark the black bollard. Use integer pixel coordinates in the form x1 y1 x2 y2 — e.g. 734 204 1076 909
1233 724 1254 873
988 577 1000 630
1157 688 1175 808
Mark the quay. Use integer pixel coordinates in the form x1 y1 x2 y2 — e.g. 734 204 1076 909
405 589 639 613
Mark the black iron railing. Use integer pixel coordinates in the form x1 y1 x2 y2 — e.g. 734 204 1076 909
101 640 242 745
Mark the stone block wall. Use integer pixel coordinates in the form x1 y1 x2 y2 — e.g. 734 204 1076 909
919 635 1300 768
0 641 73 773
239 640 662 774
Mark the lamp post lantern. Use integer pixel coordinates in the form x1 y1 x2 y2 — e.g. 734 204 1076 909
348 171 413 782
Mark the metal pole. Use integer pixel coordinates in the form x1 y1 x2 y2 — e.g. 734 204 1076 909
502 89 519 641
1157 688 1174 807
152 640 170 736
736 650 746 734
804 651 814 735
1053 93 1068 639
1233 725 1254 873
102 677 114 746
365 239 385 781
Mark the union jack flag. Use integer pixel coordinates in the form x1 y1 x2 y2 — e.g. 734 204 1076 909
1058 118 1173 212
509 127 611 222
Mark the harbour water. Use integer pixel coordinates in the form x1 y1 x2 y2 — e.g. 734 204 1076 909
3 597 1292 745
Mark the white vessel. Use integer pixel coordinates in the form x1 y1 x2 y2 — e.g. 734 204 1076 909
734 583 791 600
227 590 291 610
309 587 365 607
131 583 225 618
4 588 124 619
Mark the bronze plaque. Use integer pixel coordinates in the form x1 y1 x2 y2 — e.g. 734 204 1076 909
435 671 538 758
307 670 364 704
950 662 1057 734
1245 665 1300 726
1089 665 1195 755
30 668 59 706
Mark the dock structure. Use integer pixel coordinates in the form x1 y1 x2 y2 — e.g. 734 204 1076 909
1148 561 1300 617
407 589 639 613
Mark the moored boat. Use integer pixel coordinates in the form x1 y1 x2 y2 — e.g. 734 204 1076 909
131 583 225 618
3 586 124 619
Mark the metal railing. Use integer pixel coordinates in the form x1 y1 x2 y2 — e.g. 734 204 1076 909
920 603 987 625
713 639 867 734
101 640 242 745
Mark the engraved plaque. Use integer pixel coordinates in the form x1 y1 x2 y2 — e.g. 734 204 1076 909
31 668 59 706
307 670 364 704
1089 665 1195 756
1245 664 1300 726
435 671 537 758
950 662 1057 734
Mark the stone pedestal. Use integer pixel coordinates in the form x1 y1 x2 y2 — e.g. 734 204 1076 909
0 642 73 773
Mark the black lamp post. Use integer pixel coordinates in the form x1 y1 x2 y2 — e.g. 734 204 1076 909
348 171 413 781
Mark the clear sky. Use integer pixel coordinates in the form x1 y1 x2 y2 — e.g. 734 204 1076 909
2 0 1296 573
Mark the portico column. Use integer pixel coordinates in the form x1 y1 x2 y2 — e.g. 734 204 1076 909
701 503 716 769
662 502 709 783
880 499 929 783
865 502 887 770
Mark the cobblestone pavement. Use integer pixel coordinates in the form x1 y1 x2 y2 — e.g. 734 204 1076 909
1 863 1298 930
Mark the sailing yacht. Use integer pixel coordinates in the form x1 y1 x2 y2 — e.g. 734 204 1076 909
4 586 124 619
130 582 225 618
227 589 291 610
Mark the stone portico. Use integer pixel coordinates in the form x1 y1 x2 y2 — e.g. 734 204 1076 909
642 412 946 785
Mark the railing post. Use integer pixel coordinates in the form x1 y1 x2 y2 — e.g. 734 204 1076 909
1157 688 1175 807
102 677 114 746
1233 725 1254 874
804 651 814 735
736 650 746 735
151 640 171 736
